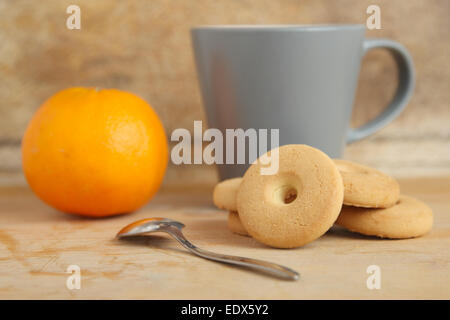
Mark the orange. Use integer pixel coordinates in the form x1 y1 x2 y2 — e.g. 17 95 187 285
22 87 168 217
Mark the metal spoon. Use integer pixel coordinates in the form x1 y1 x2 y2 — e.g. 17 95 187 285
116 217 299 281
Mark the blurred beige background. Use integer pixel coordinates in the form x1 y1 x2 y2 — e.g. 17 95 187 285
0 0 449 188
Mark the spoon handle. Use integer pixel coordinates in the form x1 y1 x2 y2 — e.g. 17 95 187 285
167 227 299 281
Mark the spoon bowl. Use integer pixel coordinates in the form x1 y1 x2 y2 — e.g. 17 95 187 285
117 218 185 238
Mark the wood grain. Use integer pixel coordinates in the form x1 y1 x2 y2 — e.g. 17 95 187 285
0 178 449 299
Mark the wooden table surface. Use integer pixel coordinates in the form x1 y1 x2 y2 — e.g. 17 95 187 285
0 178 449 299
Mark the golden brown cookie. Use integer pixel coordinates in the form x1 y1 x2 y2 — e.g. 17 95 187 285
336 195 433 239
227 211 249 236
237 144 344 248
213 177 242 211
334 159 400 208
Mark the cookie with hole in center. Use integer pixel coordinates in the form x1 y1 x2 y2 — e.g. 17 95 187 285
334 159 400 208
336 195 433 239
228 211 249 236
237 144 344 248
213 177 242 211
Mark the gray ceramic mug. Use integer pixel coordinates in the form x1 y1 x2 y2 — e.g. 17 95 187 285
191 25 414 180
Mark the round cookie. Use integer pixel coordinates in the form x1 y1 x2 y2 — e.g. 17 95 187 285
336 195 433 239
334 159 400 208
237 144 344 248
213 177 242 211
228 211 249 237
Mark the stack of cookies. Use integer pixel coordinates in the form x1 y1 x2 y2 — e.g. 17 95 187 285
213 144 433 249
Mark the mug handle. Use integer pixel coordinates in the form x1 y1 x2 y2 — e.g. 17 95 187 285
347 38 415 143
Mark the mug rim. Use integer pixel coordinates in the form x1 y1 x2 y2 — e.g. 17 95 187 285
192 24 365 32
